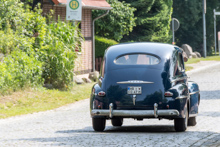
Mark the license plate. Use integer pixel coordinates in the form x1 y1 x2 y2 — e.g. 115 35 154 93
127 86 142 94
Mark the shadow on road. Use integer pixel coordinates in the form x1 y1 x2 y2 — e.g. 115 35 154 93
105 125 175 133
200 90 220 100
55 125 176 134
198 111 220 117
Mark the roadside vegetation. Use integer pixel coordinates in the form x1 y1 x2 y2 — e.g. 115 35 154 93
0 0 88 118
185 56 220 71
95 36 118 58
0 82 95 119
0 0 83 95
186 56 220 64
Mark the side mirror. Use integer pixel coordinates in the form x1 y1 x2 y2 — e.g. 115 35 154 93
183 56 188 62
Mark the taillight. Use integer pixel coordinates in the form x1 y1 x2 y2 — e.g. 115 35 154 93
98 91 106 97
164 91 173 97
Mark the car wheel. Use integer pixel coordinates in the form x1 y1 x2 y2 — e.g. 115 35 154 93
111 118 123 126
174 107 188 132
92 118 106 132
188 117 197 126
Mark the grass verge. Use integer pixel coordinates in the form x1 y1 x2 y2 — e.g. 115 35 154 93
0 82 95 119
185 56 220 71
185 66 193 71
186 56 220 64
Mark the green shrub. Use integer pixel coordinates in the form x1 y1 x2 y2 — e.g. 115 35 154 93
0 29 35 55
39 20 83 89
0 50 43 94
0 0 83 92
95 36 118 58
93 0 136 41
0 30 14 54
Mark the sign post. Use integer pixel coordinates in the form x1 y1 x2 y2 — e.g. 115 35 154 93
172 18 175 45
66 0 82 21
170 18 180 45
214 9 217 55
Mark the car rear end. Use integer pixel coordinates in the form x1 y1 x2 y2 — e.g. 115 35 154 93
90 43 189 132
91 53 179 120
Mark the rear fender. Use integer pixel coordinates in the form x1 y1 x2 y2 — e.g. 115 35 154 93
166 83 189 118
90 83 109 112
188 81 200 116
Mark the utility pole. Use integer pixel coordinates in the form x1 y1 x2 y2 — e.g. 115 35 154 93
203 0 207 58
214 9 217 55
172 18 175 45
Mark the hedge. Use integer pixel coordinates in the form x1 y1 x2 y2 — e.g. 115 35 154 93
95 36 118 58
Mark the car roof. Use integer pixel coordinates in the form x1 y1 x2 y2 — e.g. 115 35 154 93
105 42 177 59
104 42 180 71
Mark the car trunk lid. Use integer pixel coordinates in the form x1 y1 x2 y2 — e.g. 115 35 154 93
104 67 165 110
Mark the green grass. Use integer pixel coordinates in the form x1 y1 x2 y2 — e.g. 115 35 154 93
184 56 220 71
185 56 220 64
0 82 95 119
185 66 193 71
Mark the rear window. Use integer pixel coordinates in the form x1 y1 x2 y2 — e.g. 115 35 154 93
115 54 160 65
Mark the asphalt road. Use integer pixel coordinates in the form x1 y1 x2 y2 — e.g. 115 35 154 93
1 64 220 147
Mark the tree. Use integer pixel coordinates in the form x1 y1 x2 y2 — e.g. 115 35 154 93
173 1 203 53
206 0 220 55
93 0 136 41
119 0 173 43
173 0 220 56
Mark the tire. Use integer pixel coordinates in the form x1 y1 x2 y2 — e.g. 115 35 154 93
111 118 123 126
174 107 188 132
92 118 106 132
188 117 197 126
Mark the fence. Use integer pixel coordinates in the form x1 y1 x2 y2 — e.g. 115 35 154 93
95 57 103 71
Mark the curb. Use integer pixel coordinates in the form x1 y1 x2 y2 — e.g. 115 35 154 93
186 62 220 75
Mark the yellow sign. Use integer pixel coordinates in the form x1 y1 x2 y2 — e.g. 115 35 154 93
69 0 79 10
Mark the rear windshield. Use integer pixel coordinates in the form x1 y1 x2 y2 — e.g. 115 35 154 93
115 54 160 65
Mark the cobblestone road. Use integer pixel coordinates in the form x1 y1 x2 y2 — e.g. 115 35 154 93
1 64 220 147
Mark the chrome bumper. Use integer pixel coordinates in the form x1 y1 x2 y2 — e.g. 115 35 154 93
91 103 179 118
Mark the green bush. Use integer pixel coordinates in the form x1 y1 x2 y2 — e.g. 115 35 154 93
0 50 43 94
93 0 136 41
39 20 83 89
0 0 83 92
0 29 35 56
95 36 118 58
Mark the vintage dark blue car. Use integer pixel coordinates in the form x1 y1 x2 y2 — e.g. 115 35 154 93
90 42 200 132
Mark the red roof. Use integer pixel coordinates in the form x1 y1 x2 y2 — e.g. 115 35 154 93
51 0 112 10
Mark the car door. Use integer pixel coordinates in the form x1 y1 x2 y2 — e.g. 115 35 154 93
172 51 189 99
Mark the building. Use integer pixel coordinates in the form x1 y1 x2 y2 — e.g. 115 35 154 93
42 0 111 74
